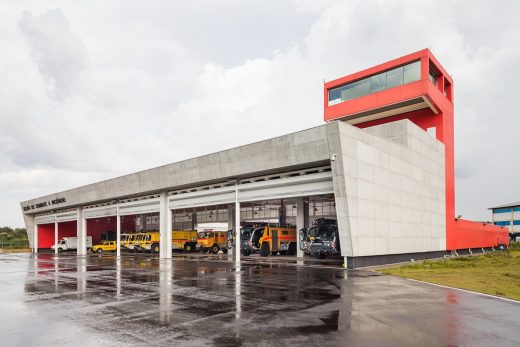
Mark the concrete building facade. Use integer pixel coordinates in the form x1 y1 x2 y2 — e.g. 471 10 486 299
21 49 509 267
490 202 520 235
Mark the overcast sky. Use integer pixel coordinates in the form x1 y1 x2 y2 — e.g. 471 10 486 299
1 0 519 227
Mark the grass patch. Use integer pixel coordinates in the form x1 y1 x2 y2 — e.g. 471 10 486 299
378 243 520 301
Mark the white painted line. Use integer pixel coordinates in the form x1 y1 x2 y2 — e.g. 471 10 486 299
401 277 520 304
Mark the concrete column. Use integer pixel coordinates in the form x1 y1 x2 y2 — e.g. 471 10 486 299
159 192 172 259
159 260 173 322
116 205 121 258
54 220 58 255
77 207 87 256
33 223 38 254
296 197 304 258
235 182 240 263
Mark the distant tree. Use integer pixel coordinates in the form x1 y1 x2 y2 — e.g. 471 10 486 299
0 227 28 242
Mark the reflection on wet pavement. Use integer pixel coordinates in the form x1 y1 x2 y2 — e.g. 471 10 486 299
0 253 519 346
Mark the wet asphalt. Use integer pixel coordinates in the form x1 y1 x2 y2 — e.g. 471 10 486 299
0 252 519 347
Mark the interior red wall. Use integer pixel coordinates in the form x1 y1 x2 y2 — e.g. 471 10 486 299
37 223 54 249
120 215 137 233
86 217 116 244
452 220 510 249
58 221 77 240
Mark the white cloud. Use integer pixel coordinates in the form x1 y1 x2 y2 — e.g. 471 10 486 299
18 9 88 100
0 0 519 227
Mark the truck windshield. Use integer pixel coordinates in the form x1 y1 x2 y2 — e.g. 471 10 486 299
198 232 208 238
59 240 65 244
314 226 336 241
241 230 252 240
251 227 264 247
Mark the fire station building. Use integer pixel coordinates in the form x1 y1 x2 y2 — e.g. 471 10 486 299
20 49 509 268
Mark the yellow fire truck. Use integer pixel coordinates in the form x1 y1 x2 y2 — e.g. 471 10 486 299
241 225 297 257
196 231 229 254
172 230 198 252
128 230 198 253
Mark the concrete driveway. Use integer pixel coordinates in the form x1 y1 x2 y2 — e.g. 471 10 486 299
0 253 518 346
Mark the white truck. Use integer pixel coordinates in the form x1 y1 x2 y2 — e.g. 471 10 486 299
51 236 92 252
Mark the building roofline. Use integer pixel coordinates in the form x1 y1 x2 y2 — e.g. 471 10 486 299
489 202 520 209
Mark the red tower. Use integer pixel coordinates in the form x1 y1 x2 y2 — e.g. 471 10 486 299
324 49 508 250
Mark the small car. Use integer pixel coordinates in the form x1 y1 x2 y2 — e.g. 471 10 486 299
91 241 117 254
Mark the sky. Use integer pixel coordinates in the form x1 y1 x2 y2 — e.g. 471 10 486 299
1 0 519 227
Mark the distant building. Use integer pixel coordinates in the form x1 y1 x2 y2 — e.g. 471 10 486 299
490 202 520 235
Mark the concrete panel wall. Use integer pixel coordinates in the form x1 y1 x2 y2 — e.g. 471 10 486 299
336 120 445 257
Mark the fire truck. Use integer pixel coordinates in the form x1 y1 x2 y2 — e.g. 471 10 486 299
196 223 229 254
305 218 340 258
241 225 297 257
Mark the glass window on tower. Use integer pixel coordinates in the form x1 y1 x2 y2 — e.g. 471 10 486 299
341 84 356 102
403 61 421 84
355 78 370 97
370 72 387 93
386 66 403 89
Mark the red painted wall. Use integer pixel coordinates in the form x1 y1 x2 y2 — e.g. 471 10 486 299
120 215 137 233
37 223 54 249
86 217 116 244
452 220 509 249
57 221 77 241
324 49 509 250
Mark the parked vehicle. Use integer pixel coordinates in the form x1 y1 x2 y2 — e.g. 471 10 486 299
51 236 92 252
141 230 198 253
120 233 133 250
227 226 255 250
307 219 340 258
172 230 198 252
197 231 228 254
91 241 117 254
100 231 116 242
127 233 146 252
298 227 310 253
241 225 296 257
136 231 160 253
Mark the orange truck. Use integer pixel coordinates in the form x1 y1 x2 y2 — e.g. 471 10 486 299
241 225 297 257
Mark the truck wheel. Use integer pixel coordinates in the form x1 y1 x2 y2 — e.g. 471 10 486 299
151 244 160 254
288 242 297 255
97 249 103 254
184 243 192 252
241 249 251 256
212 244 220 254
222 248 228 254
260 243 270 257
58 248 63 253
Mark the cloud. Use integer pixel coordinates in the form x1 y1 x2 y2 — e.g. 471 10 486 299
1 0 519 227
18 9 88 100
